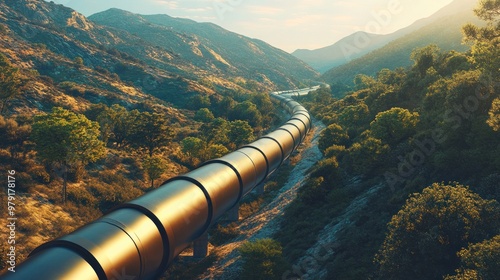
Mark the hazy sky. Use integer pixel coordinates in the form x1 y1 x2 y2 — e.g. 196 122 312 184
48 0 455 52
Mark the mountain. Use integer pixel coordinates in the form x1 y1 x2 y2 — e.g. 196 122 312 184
321 0 481 88
89 9 318 86
294 0 478 74
293 32 388 73
0 0 318 114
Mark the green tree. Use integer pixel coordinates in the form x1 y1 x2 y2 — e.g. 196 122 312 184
0 54 21 115
338 103 370 136
463 0 500 78
410 44 440 77
128 112 175 156
318 123 349 154
370 107 419 145
205 144 229 160
347 137 389 174
229 100 263 128
194 108 215 123
487 98 500 131
446 235 500 280
73 56 84 68
142 155 168 188
354 74 377 90
87 104 137 148
113 108 138 148
201 117 230 145
181 137 205 158
187 94 211 110
214 96 236 117
31 107 106 203
239 238 288 280
251 92 274 114
228 120 254 149
375 183 500 280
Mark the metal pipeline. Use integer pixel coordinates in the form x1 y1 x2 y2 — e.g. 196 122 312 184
0 92 311 280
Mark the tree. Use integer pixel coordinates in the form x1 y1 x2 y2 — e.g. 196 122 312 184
142 155 168 188
251 92 274 113
201 117 230 145
86 104 137 148
205 144 229 160
214 96 235 117
181 137 206 159
112 107 138 148
31 107 106 203
338 103 370 136
181 137 204 157
73 56 84 68
128 112 175 156
239 238 289 280
228 120 254 149
410 44 440 77
446 235 500 280
462 0 500 78
318 123 349 154
375 183 500 280
370 107 419 145
354 74 377 90
347 137 389 174
0 54 21 115
194 108 215 123
229 100 263 128
187 94 211 110
487 98 500 131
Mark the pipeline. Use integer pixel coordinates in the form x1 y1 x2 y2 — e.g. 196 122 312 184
0 92 311 280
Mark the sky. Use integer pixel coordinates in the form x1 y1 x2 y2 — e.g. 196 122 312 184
47 0 455 53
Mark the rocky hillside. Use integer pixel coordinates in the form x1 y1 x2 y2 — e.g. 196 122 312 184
0 0 318 114
90 9 318 87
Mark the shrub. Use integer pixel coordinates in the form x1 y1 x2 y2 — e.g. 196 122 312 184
16 172 35 192
67 187 97 207
28 165 50 183
210 223 240 245
239 197 263 219
239 238 289 280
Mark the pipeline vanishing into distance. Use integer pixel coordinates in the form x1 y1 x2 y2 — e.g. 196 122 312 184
0 91 312 280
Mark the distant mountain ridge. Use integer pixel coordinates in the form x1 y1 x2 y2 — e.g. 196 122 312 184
88 8 318 87
321 0 481 88
293 0 478 74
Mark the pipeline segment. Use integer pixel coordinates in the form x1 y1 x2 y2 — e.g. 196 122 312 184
0 92 311 280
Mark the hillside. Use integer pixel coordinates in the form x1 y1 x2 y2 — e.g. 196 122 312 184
322 0 481 90
89 9 318 87
0 0 318 113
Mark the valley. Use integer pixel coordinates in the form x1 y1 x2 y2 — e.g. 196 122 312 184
1 0 500 279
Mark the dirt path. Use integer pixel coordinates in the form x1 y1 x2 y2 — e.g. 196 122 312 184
199 118 326 280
